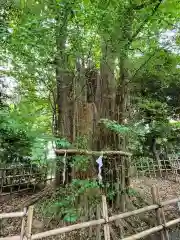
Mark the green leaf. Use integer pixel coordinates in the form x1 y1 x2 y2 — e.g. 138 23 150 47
63 212 78 223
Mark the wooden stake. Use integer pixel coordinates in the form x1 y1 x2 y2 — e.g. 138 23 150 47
20 208 27 240
26 206 34 240
151 186 164 240
120 157 125 212
96 205 101 240
102 195 110 240
156 187 170 240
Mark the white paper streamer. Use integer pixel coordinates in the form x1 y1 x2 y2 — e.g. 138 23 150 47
96 154 103 183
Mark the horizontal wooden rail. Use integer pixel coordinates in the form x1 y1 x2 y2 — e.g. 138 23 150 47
0 165 48 170
122 225 163 240
32 219 105 239
122 218 180 240
0 188 32 196
161 197 180 206
0 179 53 186
166 218 180 227
109 204 158 221
0 212 25 219
55 149 132 156
0 236 20 240
0 173 48 179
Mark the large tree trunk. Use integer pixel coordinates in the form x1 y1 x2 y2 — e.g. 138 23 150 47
114 6 133 210
97 41 116 119
114 55 130 211
116 56 129 125
55 6 74 186
95 41 116 150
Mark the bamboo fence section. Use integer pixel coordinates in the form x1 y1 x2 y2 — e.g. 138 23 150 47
55 149 180 185
0 163 55 196
2 150 180 196
1 186 180 240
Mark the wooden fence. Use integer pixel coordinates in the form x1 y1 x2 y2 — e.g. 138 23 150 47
2 149 180 196
0 163 55 195
55 149 180 183
1 185 180 240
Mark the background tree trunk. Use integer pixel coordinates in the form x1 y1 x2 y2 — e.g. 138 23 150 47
55 4 74 186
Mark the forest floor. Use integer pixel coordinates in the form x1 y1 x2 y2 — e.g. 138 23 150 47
1 175 180 239
131 176 180 215
131 176 180 240
131 177 180 209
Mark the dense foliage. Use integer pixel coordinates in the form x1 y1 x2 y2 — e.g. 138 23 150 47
0 0 180 162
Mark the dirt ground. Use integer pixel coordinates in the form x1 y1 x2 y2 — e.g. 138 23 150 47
131 176 180 240
131 176 180 218
1 176 180 239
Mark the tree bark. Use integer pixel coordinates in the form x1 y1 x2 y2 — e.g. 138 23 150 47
98 41 116 119
55 4 74 186
114 6 134 211
95 41 116 150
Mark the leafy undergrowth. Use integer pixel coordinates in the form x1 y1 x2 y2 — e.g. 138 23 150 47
36 179 101 224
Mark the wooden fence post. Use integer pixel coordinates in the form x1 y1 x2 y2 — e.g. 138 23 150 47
156 187 170 240
151 186 166 240
96 204 101 240
20 208 27 240
26 206 34 240
102 195 110 240
120 157 126 212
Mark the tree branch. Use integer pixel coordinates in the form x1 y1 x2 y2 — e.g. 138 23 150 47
129 47 145 54
163 19 180 30
132 50 157 79
129 0 163 45
132 0 160 10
